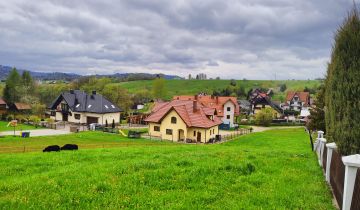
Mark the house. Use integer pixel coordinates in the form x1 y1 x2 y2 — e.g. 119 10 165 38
282 91 310 112
238 99 251 115
145 100 222 143
49 90 122 125
249 90 283 117
173 95 240 127
0 98 8 114
9 103 31 113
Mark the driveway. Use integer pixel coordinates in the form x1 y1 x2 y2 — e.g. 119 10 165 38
0 129 71 137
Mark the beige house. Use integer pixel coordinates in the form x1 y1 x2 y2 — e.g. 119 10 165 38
49 90 122 125
145 100 222 143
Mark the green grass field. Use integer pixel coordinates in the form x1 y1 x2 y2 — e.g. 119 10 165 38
0 128 334 209
0 129 334 209
0 131 166 153
0 121 41 132
115 79 322 100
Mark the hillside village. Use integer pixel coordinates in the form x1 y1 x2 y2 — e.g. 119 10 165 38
2 1 360 209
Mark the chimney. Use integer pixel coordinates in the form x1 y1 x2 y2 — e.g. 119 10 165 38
193 100 198 112
70 89 74 94
92 90 96 95
211 95 214 99
216 96 219 103
194 94 198 100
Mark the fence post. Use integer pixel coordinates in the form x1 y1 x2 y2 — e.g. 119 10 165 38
342 155 360 210
325 142 337 183
319 138 327 166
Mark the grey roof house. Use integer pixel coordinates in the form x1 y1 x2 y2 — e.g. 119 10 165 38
49 90 122 125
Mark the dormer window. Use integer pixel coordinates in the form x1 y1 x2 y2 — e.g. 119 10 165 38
171 117 177 124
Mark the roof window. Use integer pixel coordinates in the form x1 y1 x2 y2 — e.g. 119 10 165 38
76 104 80 108
104 105 109 109
111 105 115 108
88 105 92 108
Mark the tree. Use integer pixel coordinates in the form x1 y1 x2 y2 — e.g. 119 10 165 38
230 79 237 86
254 108 274 126
3 68 21 103
152 78 167 99
102 85 133 112
325 8 360 155
21 71 34 95
279 84 287 92
236 85 246 98
307 85 325 132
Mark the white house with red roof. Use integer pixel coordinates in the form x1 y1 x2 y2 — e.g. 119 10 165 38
282 91 311 112
145 100 222 143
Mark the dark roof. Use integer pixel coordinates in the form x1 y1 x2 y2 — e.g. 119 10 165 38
49 90 122 113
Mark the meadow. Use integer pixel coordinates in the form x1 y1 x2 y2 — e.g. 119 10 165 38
115 79 322 100
0 121 40 132
0 128 334 209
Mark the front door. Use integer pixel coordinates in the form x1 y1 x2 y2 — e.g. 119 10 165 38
62 113 68 121
197 132 201 142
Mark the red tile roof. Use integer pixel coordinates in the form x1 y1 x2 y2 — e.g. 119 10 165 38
172 95 240 117
145 100 222 128
286 91 310 106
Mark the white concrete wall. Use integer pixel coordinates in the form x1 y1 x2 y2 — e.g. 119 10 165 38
222 101 235 127
51 111 120 125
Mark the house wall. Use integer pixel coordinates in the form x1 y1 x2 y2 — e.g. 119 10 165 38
148 110 188 141
148 110 219 143
51 111 120 125
253 105 282 118
221 101 235 127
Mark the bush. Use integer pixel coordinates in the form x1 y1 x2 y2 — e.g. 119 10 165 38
254 108 274 126
325 9 360 155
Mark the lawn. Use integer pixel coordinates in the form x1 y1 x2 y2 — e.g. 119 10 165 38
0 128 334 209
0 121 41 132
0 131 166 153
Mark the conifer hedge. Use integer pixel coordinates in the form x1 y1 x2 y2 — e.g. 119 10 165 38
325 9 360 155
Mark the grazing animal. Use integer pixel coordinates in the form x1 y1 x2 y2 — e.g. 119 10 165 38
61 144 78 151
43 145 61 152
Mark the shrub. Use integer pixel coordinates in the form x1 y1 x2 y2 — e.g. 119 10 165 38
254 108 274 126
325 9 360 155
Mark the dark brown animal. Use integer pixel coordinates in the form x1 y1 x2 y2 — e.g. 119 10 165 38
43 145 61 152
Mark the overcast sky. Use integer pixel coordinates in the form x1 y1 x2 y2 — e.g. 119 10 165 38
0 0 354 79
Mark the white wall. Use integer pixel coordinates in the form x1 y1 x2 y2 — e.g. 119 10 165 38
51 111 120 125
222 101 235 127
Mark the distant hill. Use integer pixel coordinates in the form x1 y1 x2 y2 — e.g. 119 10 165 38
0 65 183 81
114 79 323 101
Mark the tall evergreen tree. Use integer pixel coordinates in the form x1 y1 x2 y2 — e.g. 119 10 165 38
21 71 34 95
307 84 326 132
325 8 360 155
3 68 21 103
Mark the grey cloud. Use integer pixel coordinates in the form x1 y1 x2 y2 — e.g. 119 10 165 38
0 0 355 79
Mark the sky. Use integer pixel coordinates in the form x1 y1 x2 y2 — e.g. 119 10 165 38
0 0 355 79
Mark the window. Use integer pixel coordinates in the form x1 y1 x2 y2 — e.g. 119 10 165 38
227 115 230 119
166 129 173 135
171 117 177 124
61 103 69 111
227 107 231 111
154 126 160 132
213 129 215 134
193 131 196 136
210 130 212 135
74 114 81 120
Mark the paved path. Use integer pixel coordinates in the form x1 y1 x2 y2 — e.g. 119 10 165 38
0 129 71 137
